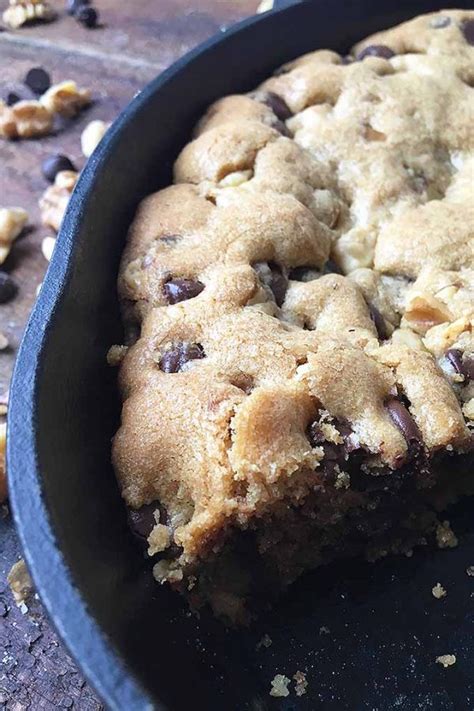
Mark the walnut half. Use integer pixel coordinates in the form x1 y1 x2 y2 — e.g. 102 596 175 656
0 99 53 139
39 170 78 232
41 80 91 118
3 0 56 29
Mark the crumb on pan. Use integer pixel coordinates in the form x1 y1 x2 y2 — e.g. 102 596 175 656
432 583 447 599
436 521 458 549
269 674 291 698
293 671 308 697
436 654 456 668
7 559 34 605
256 633 272 650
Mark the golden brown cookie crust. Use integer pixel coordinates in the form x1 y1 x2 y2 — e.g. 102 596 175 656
113 10 474 619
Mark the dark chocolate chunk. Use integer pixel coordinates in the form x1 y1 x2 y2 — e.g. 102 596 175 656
163 278 204 305
159 342 205 373
386 398 423 456
323 259 343 275
462 19 474 45
249 90 293 120
75 5 99 27
368 303 389 340
41 154 76 183
341 55 354 65
288 266 321 282
462 355 474 382
127 503 157 542
272 119 291 137
0 272 18 303
24 67 51 95
252 261 288 306
67 0 90 15
357 45 395 61
445 348 464 375
6 92 21 106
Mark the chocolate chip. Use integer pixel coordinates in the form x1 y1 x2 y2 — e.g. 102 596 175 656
41 154 76 183
0 272 18 304
386 398 423 455
249 90 292 120
368 303 389 340
445 348 464 375
163 278 204 305
449 350 474 382
463 356 474 382
252 261 288 306
24 67 51 95
75 5 99 27
67 0 90 15
462 19 474 45
357 45 395 61
6 92 21 106
323 259 343 275
288 266 321 282
272 119 291 137
127 503 157 542
159 342 205 373
341 55 354 65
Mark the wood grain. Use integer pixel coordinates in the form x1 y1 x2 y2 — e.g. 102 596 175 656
0 1 259 706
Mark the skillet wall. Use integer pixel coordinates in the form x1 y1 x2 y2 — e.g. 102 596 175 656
9 1 474 709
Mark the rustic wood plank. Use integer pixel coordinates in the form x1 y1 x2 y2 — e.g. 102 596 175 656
0 1 259 706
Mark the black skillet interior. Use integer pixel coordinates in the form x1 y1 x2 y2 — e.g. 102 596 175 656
8 1 474 709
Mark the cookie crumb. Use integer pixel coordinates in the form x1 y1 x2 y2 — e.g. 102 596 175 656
293 671 308 697
466 566 474 577
7 559 34 605
256 633 272 650
436 654 456 668
432 583 447 599
319 625 330 635
436 520 458 549
257 0 273 12
334 470 350 489
107 344 128 366
269 674 290 698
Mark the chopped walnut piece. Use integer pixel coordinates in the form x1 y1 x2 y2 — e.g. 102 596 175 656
269 674 290 698
0 99 53 139
432 583 447 599
107 344 128 366
0 332 9 351
41 236 56 262
293 671 308 697
2 0 56 29
81 119 111 158
436 520 458 549
0 422 6 503
7 559 34 604
40 80 91 118
0 207 28 264
39 170 78 232
436 654 456 668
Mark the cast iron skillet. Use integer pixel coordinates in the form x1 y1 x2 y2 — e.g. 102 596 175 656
8 1 474 709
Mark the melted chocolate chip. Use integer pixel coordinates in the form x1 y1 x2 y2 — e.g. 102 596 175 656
386 398 423 457
357 45 396 61
159 342 205 373
163 278 204 304
249 90 292 121
252 261 288 306
368 303 389 340
0 272 18 304
462 19 474 45
272 119 291 137
127 503 157 542
24 67 51 95
445 348 464 375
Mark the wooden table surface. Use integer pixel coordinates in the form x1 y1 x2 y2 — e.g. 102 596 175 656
0 2 259 707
